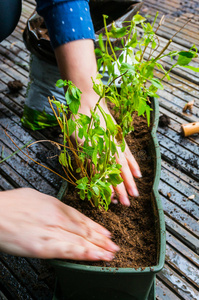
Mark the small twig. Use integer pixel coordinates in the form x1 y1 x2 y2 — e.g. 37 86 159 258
4 130 72 183
0 141 31 164
171 19 190 40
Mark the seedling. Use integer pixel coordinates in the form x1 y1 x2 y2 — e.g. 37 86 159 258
49 78 125 210
95 13 198 135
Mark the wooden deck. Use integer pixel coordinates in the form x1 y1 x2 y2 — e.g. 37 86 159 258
0 0 198 299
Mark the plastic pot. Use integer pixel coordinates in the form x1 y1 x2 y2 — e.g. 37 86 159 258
50 97 166 300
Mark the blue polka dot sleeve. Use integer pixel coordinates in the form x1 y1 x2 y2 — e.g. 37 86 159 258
36 0 95 49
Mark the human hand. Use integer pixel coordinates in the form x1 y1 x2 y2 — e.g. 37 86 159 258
0 188 119 260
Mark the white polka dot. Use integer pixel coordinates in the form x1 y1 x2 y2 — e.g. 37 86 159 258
72 28 75 32
62 21 65 24
85 8 88 11
80 17 83 21
70 8 73 12
88 27 91 31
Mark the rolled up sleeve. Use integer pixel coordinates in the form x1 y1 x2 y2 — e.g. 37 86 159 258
36 0 95 49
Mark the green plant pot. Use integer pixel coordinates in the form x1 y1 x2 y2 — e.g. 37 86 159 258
50 97 166 300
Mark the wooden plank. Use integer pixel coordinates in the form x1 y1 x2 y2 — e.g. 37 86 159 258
160 160 199 191
156 278 181 299
158 127 199 155
158 106 199 144
162 195 199 237
0 177 14 191
0 291 8 300
157 264 199 300
0 261 32 300
164 215 199 254
0 254 53 300
165 244 199 288
159 180 199 219
0 138 59 196
160 146 198 181
166 232 199 268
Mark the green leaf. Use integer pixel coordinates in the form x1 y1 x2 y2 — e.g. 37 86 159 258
69 98 80 114
92 149 98 166
133 14 146 24
110 24 127 38
78 127 84 139
79 189 85 200
76 168 81 173
150 78 164 90
108 174 123 187
92 186 100 196
105 114 115 134
110 140 117 155
98 33 105 52
65 89 73 105
98 137 104 155
56 79 66 88
177 51 196 66
126 32 137 48
93 127 105 135
76 183 86 190
145 105 153 127
67 118 76 136
78 114 91 126
138 99 147 116
183 65 199 72
92 77 104 96
119 53 124 64
59 152 67 167
120 63 135 75
152 40 156 49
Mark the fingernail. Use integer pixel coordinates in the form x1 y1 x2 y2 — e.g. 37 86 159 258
122 197 131 206
103 230 112 238
105 252 115 261
135 169 142 178
131 188 139 197
111 244 120 252
112 199 118 204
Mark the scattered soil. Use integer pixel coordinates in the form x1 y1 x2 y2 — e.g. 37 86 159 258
62 113 157 269
7 80 23 92
159 114 171 128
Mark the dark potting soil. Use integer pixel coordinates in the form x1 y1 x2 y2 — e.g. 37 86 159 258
62 113 157 269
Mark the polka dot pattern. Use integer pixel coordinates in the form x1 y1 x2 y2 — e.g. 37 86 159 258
36 0 95 49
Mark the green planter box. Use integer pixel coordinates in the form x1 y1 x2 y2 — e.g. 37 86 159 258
50 97 166 300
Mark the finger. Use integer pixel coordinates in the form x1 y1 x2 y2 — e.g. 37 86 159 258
110 185 118 204
116 152 139 199
60 205 119 252
113 181 130 206
124 145 142 178
21 229 116 261
61 204 112 237
37 233 116 261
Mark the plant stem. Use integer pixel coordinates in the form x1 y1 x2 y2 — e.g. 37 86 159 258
0 140 32 163
103 15 118 64
4 130 75 185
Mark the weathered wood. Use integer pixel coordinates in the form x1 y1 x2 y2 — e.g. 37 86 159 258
157 263 199 300
164 215 199 254
0 253 53 300
0 261 33 300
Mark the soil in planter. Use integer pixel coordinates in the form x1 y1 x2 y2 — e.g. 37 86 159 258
62 113 157 269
